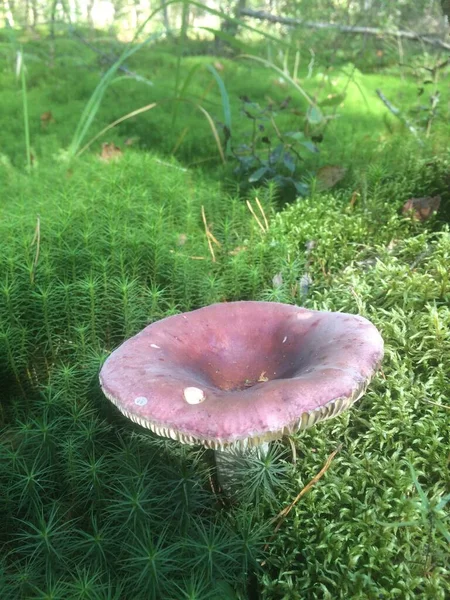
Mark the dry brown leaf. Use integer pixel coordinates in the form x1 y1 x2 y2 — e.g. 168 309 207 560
349 190 359 208
99 142 123 162
40 111 55 127
316 165 347 191
402 196 441 222
387 239 399 251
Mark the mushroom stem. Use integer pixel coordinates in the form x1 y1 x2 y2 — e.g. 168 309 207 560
214 442 270 496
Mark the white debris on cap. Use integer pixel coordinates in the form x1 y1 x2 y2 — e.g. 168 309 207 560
134 396 148 406
184 387 205 404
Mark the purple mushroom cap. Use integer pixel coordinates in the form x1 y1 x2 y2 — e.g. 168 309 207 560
99 301 384 450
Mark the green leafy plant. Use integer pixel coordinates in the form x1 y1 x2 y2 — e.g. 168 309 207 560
380 461 450 574
231 95 318 200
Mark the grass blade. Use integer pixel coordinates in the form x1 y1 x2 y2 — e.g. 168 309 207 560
206 64 231 154
239 53 318 109
69 32 163 157
407 461 429 509
77 103 158 157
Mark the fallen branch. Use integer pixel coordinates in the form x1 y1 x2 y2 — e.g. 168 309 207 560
241 8 450 52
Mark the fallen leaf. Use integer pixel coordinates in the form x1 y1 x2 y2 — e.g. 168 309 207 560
99 142 123 162
349 190 359 208
316 165 347 191
272 272 283 288
402 196 441 221
40 111 55 127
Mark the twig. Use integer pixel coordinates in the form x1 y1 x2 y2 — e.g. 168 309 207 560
270 114 282 139
273 444 342 527
376 89 423 144
153 158 187 172
307 48 315 79
169 250 207 260
422 398 450 411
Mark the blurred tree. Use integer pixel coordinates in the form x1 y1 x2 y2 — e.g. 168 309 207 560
161 0 173 37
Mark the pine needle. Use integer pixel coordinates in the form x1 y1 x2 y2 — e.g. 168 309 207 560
255 196 269 230
264 443 342 553
246 200 266 233
422 398 450 411
201 205 219 262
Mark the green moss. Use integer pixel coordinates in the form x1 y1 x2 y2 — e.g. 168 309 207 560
0 32 449 599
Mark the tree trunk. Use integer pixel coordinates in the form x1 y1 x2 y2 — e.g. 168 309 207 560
87 0 94 27
3 0 16 27
30 0 38 29
215 0 247 53
161 0 173 38
24 0 30 29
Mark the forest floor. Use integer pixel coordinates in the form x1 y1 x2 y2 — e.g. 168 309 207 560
0 32 449 599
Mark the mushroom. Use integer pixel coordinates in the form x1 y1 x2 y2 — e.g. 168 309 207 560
99 302 383 493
